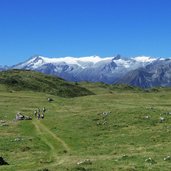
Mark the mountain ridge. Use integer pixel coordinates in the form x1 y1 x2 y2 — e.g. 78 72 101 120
1 55 171 88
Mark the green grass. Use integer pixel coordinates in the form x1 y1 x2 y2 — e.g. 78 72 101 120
0 70 94 97
0 79 171 170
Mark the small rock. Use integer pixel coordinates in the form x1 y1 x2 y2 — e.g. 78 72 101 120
77 159 92 165
144 116 150 119
164 156 171 161
122 154 128 159
1 123 9 127
47 98 53 102
0 120 6 123
159 117 165 123
0 157 9 165
14 137 23 141
145 157 156 164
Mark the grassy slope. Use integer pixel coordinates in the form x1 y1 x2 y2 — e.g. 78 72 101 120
0 81 171 170
0 69 94 97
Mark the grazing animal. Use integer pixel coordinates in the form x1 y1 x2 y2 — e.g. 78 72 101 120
41 113 44 119
37 113 40 120
34 110 37 117
43 107 46 113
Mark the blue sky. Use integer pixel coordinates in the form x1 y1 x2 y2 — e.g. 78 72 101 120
0 0 171 65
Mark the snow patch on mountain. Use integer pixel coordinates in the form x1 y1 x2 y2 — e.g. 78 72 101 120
133 56 156 63
12 55 171 86
12 55 159 73
41 56 112 65
15 55 158 70
114 59 132 68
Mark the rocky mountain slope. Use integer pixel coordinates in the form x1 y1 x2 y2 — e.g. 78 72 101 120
1 55 171 88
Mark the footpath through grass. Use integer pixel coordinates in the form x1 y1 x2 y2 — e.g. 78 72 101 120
0 84 171 170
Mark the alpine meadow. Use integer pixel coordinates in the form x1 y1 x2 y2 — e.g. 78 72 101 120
0 70 171 171
1 0 171 170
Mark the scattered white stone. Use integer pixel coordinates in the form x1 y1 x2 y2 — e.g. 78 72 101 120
47 97 53 102
0 120 6 123
164 156 171 161
145 157 152 162
145 157 156 164
121 154 128 159
77 159 92 165
163 112 171 115
14 137 23 141
1 123 8 127
102 111 111 117
159 117 165 123
144 116 150 119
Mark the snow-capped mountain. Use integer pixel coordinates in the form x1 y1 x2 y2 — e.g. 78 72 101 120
0 65 9 71
116 58 171 88
12 55 158 85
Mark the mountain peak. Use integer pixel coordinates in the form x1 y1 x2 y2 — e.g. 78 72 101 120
11 55 171 88
28 55 43 60
113 54 122 60
32 55 44 62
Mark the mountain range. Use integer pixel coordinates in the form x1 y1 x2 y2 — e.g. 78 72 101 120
1 55 171 88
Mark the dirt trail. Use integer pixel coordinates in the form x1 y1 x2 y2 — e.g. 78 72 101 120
32 120 55 151
32 119 70 153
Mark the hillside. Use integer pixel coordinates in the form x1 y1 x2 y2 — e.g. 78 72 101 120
0 83 171 171
0 69 94 97
78 82 143 95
